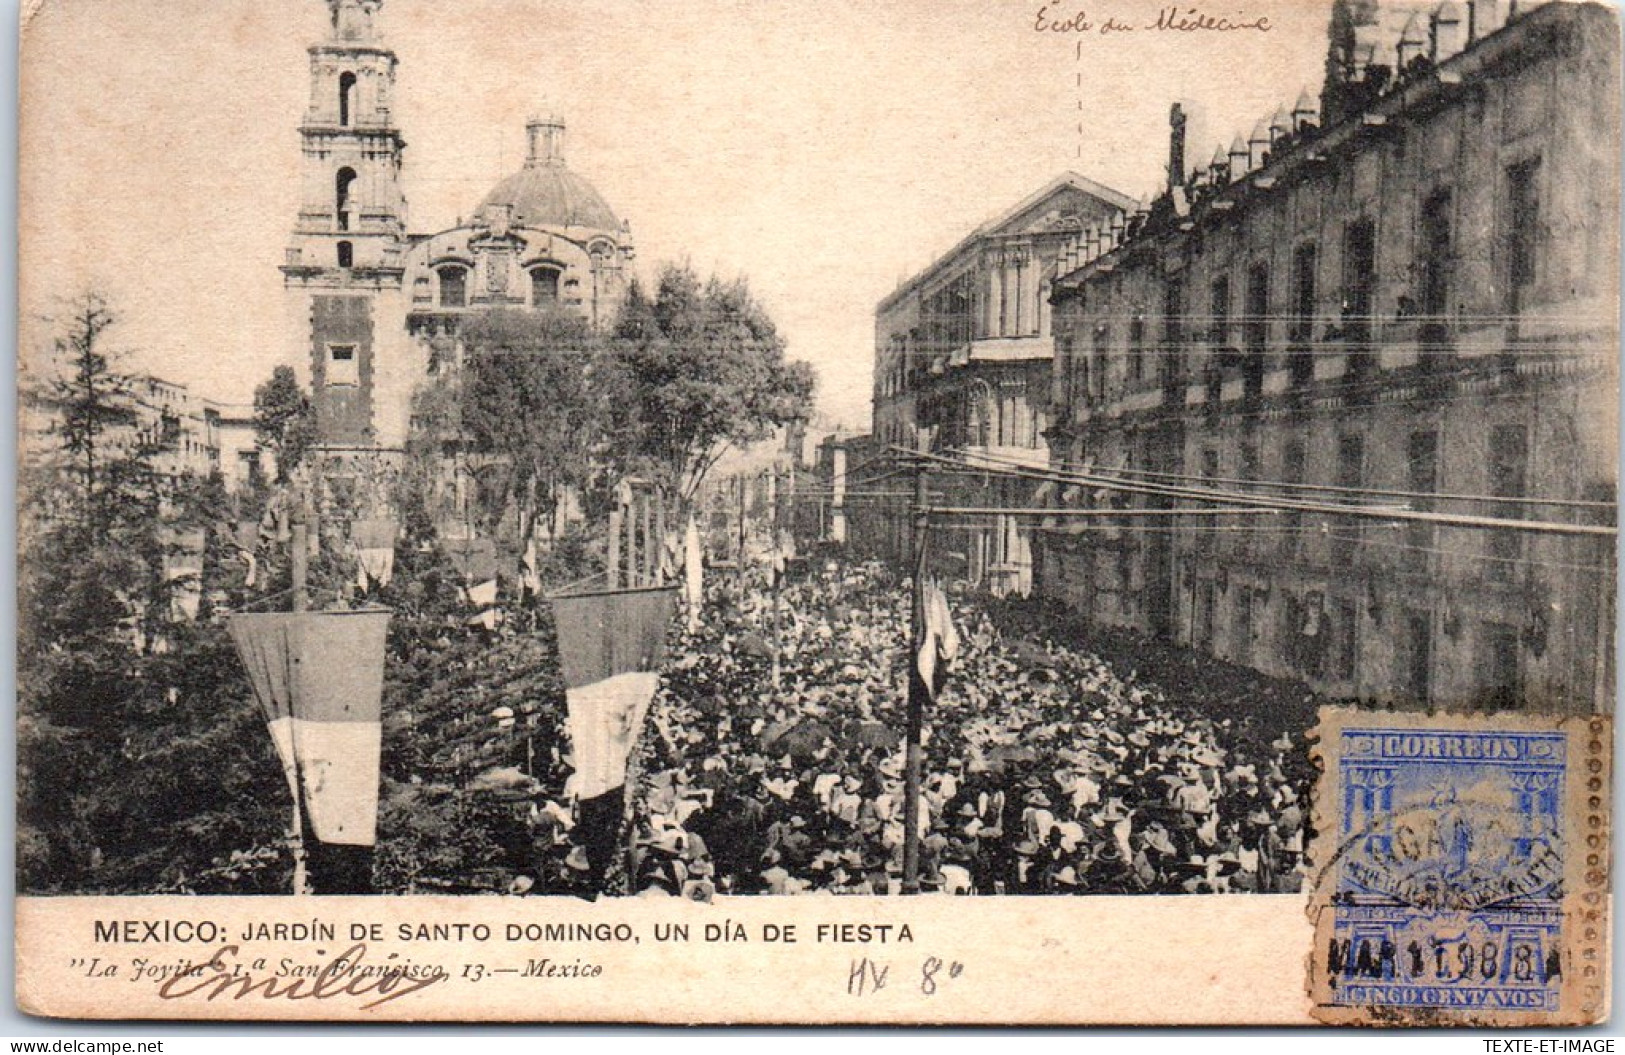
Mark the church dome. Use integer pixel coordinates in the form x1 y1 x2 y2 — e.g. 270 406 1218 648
478 116 622 234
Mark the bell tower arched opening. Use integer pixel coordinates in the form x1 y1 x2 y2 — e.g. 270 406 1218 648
338 71 356 126
335 167 357 231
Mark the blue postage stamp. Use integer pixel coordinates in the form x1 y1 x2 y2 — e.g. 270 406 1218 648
1309 710 1608 1026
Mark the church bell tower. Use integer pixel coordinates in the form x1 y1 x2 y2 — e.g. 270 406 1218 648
281 0 412 453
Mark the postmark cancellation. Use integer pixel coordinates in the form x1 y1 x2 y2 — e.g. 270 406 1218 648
1308 708 1612 1026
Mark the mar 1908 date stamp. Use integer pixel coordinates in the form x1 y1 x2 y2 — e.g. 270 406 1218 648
1309 709 1611 1026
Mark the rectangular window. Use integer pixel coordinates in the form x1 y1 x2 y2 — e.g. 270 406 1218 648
1488 424 1527 578
1207 276 1230 405
1406 609 1433 705
1333 433 1364 563
328 343 359 387
439 267 467 308
1281 435 1305 557
1335 598 1358 682
1091 324 1110 404
1420 188 1452 356
1244 263 1268 398
238 449 263 488
1233 585 1252 665
1198 448 1219 556
1162 278 1185 404
1239 440 1259 482
1480 623 1520 710
1406 429 1438 566
1343 219 1376 377
1506 158 1541 316
1128 315 1146 383
1291 243 1317 386
1237 439 1259 557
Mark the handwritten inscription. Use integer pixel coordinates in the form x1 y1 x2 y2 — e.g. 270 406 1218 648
1034 6 1273 34
156 943 448 1011
847 956 966 998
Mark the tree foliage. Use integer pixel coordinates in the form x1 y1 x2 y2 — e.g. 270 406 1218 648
253 364 315 484
608 264 815 508
455 308 614 540
18 294 290 893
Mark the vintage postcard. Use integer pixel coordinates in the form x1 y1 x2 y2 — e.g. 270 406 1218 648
14 0 1617 1026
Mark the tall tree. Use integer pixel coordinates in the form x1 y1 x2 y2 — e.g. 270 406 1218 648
30 293 141 535
456 308 613 542
608 264 815 511
17 294 287 893
253 364 315 484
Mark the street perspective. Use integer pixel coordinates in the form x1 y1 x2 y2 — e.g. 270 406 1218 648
14 0 1619 1027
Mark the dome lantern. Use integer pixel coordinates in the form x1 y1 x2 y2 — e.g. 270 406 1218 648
477 116 623 233
526 115 566 168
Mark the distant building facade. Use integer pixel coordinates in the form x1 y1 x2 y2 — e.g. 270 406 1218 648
871 174 1137 594
1038 0 1619 713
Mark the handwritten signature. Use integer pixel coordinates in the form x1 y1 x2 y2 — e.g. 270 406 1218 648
156 943 448 1011
1035 6 1273 34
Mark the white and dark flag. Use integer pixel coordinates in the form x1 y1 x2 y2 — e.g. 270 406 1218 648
915 580 960 702
227 609 392 848
550 585 677 880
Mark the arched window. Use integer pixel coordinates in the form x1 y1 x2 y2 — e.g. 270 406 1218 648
438 265 468 308
531 267 560 306
338 71 356 126
335 167 357 232
336 240 353 269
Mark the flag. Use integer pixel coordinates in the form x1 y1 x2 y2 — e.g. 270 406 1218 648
520 537 542 598
351 518 397 590
227 609 391 846
915 580 960 701
445 536 498 582
551 586 677 800
463 578 500 628
551 585 676 884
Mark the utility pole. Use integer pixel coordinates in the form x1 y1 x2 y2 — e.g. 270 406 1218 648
287 502 310 895
737 473 748 587
772 463 785 688
608 500 622 590
290 504 309 614
902 446 929 895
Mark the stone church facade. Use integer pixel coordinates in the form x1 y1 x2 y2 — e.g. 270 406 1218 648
280 0 635 462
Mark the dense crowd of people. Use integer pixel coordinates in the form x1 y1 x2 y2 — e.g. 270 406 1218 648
621 559 1317 898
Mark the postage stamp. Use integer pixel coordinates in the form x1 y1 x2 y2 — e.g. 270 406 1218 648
1308 709 1611 1026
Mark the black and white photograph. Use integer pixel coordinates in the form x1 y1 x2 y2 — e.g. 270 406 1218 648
13 0 1619 1025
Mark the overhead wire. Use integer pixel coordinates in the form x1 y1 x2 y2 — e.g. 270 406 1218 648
964 443 1614 512
892 445 1616 538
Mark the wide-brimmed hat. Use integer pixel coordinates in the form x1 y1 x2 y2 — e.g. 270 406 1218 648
1024 790 1052 807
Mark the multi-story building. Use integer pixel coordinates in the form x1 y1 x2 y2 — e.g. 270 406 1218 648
872 174 1136 594
1038 0 1619 713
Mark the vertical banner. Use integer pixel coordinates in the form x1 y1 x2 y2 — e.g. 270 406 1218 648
351 517 398 590
227 609 392 847
550 586 677 879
